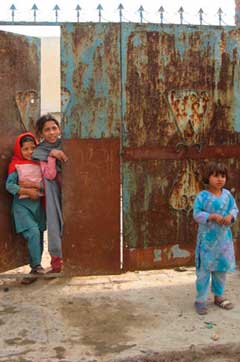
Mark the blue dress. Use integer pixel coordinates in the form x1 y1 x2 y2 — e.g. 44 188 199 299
6 171 46 234
193 188 238 272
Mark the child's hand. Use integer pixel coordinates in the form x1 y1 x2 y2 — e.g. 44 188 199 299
19 187 41 200
222 214 233 226
208 213 224 224
49 149 68 162
19 180 40 190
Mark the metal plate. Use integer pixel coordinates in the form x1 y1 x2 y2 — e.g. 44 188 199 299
62 139 120 275
61 23 121 139
0 31 40 272
121 24 240 270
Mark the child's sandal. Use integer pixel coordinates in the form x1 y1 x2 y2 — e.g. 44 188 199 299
195 301 208 315
21 276 37 285
214 299 233 310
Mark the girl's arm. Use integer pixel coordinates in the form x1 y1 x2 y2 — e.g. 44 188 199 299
6 172 41 200
5 172 19 196
223 194 239 225
49 149 68 162
193 194 210 224
229 195 239 221
40 156 57 180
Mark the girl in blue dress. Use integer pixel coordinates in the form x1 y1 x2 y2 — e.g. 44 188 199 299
193 161 238 315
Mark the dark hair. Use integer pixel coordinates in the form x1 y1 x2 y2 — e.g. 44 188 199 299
202 161 228 184
20 135 36 147
35 113 60 136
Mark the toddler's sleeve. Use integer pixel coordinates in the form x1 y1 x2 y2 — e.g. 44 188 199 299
5 172 20 195
193 193 210 224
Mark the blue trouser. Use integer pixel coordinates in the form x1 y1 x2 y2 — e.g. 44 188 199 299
196 269 226 303
21 227 44 269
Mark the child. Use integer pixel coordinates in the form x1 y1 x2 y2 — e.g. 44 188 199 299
6 132 46 284
32 114 68 273
193 161 238 315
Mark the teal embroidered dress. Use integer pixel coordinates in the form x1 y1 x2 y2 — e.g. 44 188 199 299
193 189 238 272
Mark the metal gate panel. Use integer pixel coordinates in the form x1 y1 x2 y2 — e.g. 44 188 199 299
0 31 40 272
122 24 240 270
62 139 120 275
61 23 121 139
61 24 121 274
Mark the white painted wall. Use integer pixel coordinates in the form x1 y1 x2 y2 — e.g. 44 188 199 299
41 37 60 116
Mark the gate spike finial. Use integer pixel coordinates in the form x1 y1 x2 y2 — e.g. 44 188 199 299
198 8 204 25
118 4 124 23
158 6 164 25
138 5 144 24
217 8 223 26
10 4 16 22
97 4 103 23
53 4 60 22
75 4 81 22
178 6 184 25
31 4 38 22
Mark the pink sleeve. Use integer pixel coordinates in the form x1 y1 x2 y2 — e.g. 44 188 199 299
40 156 57 180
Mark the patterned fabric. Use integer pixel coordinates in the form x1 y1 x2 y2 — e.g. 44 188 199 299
193 188 238 272
196 269 226 302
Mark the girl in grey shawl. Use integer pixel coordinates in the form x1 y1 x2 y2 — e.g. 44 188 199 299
32 114 68 272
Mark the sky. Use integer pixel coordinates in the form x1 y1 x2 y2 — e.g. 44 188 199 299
0 0 236 37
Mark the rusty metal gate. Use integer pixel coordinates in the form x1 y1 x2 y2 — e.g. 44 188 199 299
122 24 240 270
2 23 240 275
61 23 240 274
0 30 40 272
61 24 121 275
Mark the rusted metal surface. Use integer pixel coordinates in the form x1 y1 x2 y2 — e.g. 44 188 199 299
61 24 121 275
62 139 120 275
0 30 40 272
123 144 240 161
124 243 195 271
122 24 240 270
61 23 121 139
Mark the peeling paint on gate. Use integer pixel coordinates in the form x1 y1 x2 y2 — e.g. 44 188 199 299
122 24 240 270
61 24 121 139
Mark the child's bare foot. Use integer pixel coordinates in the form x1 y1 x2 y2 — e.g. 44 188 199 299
214 297 233 310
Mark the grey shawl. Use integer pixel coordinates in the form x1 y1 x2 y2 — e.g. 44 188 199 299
32 139 63 257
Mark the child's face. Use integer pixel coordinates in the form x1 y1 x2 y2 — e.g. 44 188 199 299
21 141 36 160
41 120 60 144
209 172 226 191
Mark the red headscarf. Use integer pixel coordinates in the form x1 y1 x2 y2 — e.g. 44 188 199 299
8 132 39 175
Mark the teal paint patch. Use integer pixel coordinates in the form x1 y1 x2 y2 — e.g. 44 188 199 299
153 249 162 262
170 244 190 259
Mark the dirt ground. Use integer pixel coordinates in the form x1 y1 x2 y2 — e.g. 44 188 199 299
0 247 240 362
